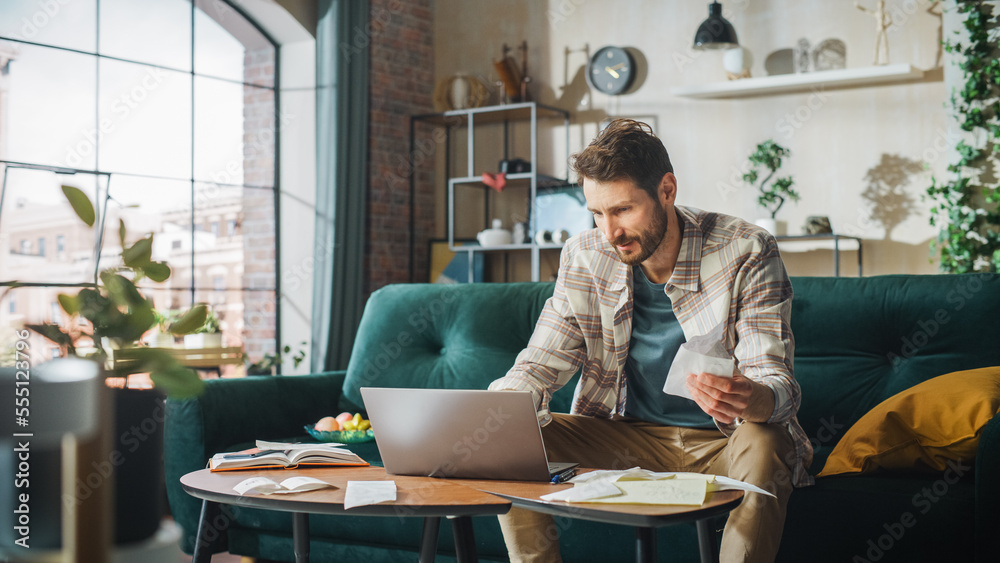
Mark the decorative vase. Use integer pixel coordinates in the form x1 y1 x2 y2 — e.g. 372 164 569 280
451 74 470 110
723 47 753 79
149 333 175 348
113 387 166 544
184 333 222 349
755 218 787 236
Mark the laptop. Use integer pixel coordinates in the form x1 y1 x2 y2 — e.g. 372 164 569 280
360 387 577 481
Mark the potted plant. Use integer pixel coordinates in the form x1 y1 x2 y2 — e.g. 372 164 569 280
26 185 206 544
183 307 223 349
246 341 308 375
148 309 177 348
742 139 801 235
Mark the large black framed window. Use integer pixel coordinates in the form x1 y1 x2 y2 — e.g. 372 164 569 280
0 0 280 374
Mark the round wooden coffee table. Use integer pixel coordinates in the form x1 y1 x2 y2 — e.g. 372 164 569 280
180 466 510 563
458 475 744 563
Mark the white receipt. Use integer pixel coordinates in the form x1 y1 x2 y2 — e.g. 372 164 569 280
663 321 734 400
344 481 397 509
233 476 333 495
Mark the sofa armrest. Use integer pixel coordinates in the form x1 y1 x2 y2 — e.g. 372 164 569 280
164 371 347 553
975 412 1000 563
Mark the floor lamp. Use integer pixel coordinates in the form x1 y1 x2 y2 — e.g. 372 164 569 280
0 358 112 562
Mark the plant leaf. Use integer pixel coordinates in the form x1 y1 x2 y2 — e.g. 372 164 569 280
150 364 205 399
142 261 171 282
119 219 127 249
122 236 153 268
61 185 96 227
57 293 80 316
169 303 208 335
25 323 73 347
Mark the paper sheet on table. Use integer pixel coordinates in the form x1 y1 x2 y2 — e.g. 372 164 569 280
233 476 334 495
344 481 397 509
540 468 773 504
663 321 734 400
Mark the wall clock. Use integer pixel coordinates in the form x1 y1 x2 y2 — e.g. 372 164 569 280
587 46 636 95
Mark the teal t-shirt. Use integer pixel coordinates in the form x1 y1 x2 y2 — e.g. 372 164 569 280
624 266 715 428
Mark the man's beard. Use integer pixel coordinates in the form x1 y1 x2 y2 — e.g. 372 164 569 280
609 204 670 265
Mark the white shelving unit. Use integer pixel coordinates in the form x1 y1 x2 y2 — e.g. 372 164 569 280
670 64 926 99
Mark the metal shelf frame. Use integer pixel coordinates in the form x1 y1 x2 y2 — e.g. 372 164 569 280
409 102 572 282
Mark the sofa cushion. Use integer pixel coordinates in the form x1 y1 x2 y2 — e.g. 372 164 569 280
343 283 574 410
818 367 1000 476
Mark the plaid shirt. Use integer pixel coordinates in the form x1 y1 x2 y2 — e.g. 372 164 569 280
490 205 814 487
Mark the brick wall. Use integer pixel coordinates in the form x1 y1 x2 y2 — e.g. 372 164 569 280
242 48 278 360
366 0 435 294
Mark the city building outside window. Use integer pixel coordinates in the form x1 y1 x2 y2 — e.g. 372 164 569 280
0 0 279 374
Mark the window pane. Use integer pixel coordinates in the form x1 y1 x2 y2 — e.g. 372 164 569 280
194 77 274 187
102 175 192 289
0 0 97 53
195 287 276 376
0 286 81 365
194 0 274 87
98 59 192 178
2 44 97 169
99 0 191 71
0 167 105 284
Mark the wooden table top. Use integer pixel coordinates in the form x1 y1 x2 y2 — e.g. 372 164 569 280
180 466 511 518
450 473 745 529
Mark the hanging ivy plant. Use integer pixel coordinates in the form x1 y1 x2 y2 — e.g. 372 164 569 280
925 0 1000 273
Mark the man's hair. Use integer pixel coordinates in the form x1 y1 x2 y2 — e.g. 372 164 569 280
570 119 673 200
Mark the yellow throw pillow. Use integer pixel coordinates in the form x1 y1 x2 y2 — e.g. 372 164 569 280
818 366 1000 477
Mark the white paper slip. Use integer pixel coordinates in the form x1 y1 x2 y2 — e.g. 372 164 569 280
234 476 334 495
663 320 734 400
344 481 397 509
711 475 775 498
585 478 708 506
541 480 623 502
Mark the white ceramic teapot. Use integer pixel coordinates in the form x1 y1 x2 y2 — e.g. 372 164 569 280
477 219 512 246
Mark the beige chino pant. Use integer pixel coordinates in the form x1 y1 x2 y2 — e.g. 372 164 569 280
498 414 795 563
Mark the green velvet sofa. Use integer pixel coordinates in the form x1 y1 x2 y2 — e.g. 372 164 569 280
164 274 1000 562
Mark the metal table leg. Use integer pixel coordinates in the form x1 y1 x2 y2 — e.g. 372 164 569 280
635 527 656 563
450 516 479 563
293 512 310 563
192 499 219 562
419 517 441 563
696 519 720 563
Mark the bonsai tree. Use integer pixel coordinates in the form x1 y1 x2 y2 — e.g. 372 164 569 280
26 185 206 398
742 140 801 219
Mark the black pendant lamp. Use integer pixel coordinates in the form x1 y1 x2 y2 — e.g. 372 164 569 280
693 1 739 50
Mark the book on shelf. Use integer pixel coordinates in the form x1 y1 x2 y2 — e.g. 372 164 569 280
209 441 369 472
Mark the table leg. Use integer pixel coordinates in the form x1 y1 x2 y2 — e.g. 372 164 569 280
635 527 656 563
450 516 479 563
419 517 441 563
192 499 219 562
696 519 719 563
293 512 310 563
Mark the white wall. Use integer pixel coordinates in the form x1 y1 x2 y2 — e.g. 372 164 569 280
435 0 951 277
237 0 316 373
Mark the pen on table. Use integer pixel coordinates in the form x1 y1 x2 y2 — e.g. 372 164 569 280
551 469 577 485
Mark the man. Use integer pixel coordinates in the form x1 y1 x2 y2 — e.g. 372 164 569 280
489 119 813 563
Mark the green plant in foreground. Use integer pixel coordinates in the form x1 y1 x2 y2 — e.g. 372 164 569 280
26 186 205 398
742 139 801 219
925 0 1000 273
